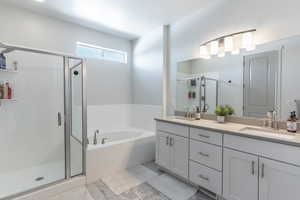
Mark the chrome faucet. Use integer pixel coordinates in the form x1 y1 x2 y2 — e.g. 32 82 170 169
93 130 99 145
265 110 279 130
101 138 108 144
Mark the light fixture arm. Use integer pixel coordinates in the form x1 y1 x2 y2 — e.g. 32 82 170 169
200 29 256 46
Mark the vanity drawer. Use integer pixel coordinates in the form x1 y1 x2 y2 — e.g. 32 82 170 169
156 121 189 137
189 161 222 195
190 140 222 171
190 127 223 146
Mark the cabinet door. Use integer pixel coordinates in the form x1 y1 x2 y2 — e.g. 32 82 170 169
157 131 171 170
259 158 300 200
223 148 258 200
170 135 189 178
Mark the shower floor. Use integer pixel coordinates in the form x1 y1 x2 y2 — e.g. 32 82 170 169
0 161 65 199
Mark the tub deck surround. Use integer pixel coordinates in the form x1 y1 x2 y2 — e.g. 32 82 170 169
155 117 300 147
86 129 156 183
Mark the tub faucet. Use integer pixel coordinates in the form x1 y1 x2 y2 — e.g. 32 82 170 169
93 130 99 145
101 138 108 144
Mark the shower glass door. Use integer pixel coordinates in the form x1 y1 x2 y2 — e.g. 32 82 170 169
70 61 85 177
0 43 86 199
0 51 66 199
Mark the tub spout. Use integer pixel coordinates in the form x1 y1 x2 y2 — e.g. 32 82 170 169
101 138 108 144
93 130 100 145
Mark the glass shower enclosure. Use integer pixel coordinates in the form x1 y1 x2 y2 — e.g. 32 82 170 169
0 42 87 199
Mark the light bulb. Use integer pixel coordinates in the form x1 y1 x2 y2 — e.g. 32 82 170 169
210 41 219 55
224 36 233 52
200 45 210 59
242 32 254 50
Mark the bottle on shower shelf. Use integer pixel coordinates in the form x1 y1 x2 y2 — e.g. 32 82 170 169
0 53 6 69
6 82 12 99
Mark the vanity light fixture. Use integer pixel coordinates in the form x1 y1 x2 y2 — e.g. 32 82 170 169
199 29 256 59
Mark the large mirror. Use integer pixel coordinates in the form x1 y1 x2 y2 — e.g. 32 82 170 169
176 35 300 120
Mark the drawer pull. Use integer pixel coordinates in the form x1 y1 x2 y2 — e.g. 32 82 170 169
261 163 265 178
198 174 209 181
198 152 209 157
166 136 169 146
251 161 255 175
170 137 174 146
198 134 210 139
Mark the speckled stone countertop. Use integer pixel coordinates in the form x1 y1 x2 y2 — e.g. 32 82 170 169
155 116 300 147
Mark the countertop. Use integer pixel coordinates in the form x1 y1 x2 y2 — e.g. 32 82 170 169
155 117 300 147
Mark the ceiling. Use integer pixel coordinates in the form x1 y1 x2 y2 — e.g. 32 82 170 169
1 0 223 39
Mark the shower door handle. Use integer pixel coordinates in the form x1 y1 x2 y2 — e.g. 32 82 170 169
57 112 62 127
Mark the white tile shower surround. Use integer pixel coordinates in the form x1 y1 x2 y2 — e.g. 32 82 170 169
87 104 161 133
0 160 82 199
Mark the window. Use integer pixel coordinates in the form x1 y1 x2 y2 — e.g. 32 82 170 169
76 42 127 64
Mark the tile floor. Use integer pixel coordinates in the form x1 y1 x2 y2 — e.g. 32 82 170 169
49 162 213 200
86 162 213 200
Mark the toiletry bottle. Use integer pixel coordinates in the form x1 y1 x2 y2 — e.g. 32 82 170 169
195 106 201 120
287 111 297 133
3 82 8 99
0 54 6 69
6 82 12 99
0 82 3 99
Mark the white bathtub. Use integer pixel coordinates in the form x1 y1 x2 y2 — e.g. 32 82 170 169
86 129 156 183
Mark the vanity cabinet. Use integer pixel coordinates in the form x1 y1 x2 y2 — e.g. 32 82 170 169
259 158 300 200
224 134 300 200
223 148 259 200
156 121 223 196
156 122 189 179
156 119 300 200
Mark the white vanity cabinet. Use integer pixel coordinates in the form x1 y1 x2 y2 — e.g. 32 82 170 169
156 120 300 200
259 157 300 200
156 122 189 179
156 121 223 196
224 134 300 200
223 148 259 200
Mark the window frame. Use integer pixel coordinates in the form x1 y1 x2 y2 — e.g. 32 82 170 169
76 42 128 64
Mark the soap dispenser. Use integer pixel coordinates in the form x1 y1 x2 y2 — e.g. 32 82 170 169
287 111 297 133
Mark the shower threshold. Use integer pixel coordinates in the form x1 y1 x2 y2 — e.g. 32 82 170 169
0 161 65 199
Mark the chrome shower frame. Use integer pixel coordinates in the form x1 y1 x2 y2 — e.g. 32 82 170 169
0 42 87 200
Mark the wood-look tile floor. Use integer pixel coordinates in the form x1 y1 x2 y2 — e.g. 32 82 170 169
86 162 214 200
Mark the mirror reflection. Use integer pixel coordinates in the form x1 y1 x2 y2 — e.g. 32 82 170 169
176 35 300 121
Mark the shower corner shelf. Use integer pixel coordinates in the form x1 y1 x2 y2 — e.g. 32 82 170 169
0 99 17 106
0 68 18 73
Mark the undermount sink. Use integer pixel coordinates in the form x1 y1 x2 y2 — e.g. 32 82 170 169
239 127 296 140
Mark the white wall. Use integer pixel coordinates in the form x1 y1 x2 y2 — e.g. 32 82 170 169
169 0 300 114
132 27 163 105
0 3 132 175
